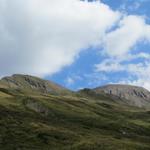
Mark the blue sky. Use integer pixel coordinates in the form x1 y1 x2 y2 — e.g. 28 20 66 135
47 0 150 90
0 0 150 90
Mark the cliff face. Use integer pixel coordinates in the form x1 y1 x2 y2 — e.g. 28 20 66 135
94 84 150 107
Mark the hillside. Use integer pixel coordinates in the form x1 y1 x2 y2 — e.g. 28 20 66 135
0 74 70 95
0 75 150 150
93 84 150 108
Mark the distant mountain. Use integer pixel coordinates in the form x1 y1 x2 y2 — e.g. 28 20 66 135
0 74 70 94
93 84 150 107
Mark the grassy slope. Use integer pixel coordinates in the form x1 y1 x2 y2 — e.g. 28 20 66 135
0 88 150 150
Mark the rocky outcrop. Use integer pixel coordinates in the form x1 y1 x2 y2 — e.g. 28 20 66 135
0 74 70 94
94 84 150 107
24 98 50 116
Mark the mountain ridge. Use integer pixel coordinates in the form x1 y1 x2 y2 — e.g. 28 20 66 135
0 74 71 95
0 74 150 107
92 84 150 107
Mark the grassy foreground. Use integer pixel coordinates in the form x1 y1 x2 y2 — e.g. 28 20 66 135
0 88 150 150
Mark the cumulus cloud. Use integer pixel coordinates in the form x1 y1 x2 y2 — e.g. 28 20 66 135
95 13 150 90
96 58 150 90
96 52 150 73
103 15 150 57
0 0 120 77
1 0 150 90
117 61 150 90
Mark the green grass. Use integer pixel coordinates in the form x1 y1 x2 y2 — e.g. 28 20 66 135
0 88 150 150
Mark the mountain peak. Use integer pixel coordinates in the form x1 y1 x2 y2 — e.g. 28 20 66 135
0 74 70 94
94 84 150 107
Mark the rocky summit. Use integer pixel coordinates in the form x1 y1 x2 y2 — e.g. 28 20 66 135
93 84 150 107
0 74 150 150
0 74 70 94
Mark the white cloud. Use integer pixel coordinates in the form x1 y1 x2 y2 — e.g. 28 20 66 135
103 15 150 57
129 79 150 91
120 1 141 12
65 77 75 86
118 62 150 91
84 72 108 87
96 58 150 90
95 52 150 73
65 74 83 86
95 13 150 90
95 58 124 72
1 0 150 91
0 0 120 77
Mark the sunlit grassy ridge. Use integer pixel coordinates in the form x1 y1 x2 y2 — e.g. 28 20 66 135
0 86 150 150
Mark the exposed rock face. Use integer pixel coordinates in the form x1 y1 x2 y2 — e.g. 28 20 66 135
0 74 70 94
24 98 50 116
94 84 150 107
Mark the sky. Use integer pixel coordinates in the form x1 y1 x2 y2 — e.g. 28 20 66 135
0 0 150 91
